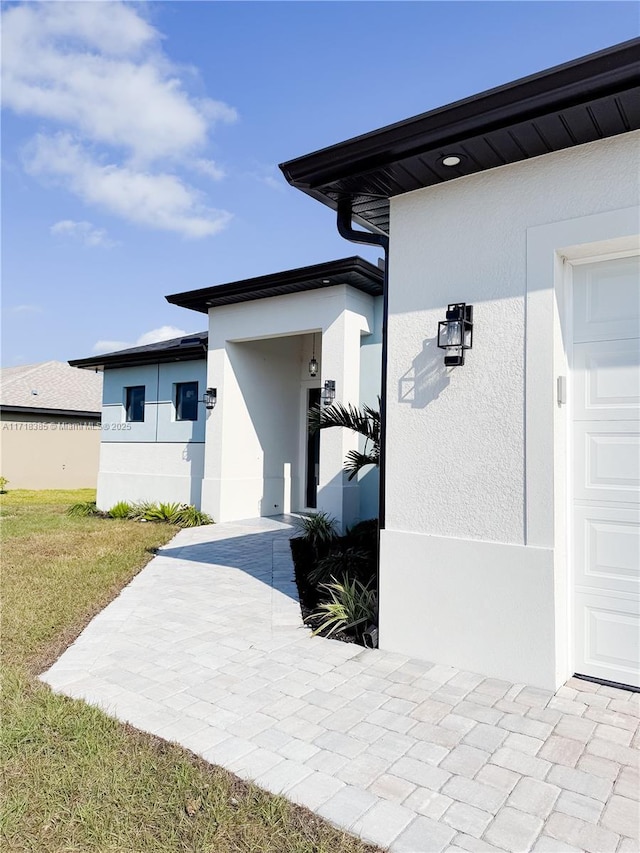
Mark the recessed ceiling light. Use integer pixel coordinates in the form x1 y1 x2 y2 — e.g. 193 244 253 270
441 155 462 167
322 279 331 284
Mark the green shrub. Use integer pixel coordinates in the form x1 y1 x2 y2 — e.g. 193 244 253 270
344 518 378 548
309 546 371 587
292 512 338 551
126 501 157 521
172 504 214 528
139 502 182 523
312 576 377 639
0 476 9 493
107 500 133 519
67 501 102 517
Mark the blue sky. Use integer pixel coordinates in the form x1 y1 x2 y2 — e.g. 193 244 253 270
2 1 638 365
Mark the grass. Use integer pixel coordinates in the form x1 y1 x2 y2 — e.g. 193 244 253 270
1 489 380 853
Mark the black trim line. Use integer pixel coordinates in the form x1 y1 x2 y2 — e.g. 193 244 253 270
573 673 639 694
0 406 101 418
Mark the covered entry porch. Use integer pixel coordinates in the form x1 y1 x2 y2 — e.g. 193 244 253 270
167 258 384 528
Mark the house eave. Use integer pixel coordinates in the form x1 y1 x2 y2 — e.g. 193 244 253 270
279 38 640 234
165 256 384 314
0 405 101 419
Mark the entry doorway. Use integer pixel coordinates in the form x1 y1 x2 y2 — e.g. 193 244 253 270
305 388 321 508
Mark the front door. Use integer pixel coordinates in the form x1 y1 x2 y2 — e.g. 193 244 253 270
572 254 640 688
306 388 321 508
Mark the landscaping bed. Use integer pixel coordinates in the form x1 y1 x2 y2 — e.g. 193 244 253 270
290 514 379 646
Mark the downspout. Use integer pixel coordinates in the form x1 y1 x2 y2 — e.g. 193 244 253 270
336 198 389 533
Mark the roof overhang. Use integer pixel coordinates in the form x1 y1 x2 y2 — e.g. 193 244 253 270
166 256 384 314
0 405 101 418
69 335 208 371
279 38 640 234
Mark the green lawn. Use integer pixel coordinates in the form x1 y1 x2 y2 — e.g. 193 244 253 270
1 490 380 853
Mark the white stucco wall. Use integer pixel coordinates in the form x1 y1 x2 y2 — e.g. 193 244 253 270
380 132 640 688
202 285 377 525
96 359 207 509
97 442 205 509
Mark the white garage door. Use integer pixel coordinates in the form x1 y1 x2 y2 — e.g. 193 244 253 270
572 254 640 688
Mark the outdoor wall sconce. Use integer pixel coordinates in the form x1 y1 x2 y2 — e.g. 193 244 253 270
309 333 319 377
321 379 336 406
437 303 473 366
201 387 217 409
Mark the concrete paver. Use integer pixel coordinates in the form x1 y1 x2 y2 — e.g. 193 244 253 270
42 517 640 852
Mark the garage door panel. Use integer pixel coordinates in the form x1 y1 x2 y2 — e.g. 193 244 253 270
574 506 640 594
574 422 640 503
572 254 640 689
573 256 640 343
574 592 640 688
573 339 640 421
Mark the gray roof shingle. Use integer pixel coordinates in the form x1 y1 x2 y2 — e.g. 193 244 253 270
0 361 102 414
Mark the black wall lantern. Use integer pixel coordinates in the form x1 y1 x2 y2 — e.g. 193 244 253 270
201 387 217 409
309 333 319 377
437 303 473 366
321 379 336 406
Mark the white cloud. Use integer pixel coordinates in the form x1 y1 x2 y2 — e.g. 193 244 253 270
193 159 226 181
92 340 130 354
28 134 231 238
8 304 43 315
136 326 190 347
92 325 190 355
249 164 286 193
2 2 236 237
50 219 117 248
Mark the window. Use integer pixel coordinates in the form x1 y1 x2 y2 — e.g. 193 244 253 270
125 386 145 422
175 381 199 421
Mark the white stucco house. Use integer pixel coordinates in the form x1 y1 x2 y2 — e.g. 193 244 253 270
279 38 639 691
73 39 638 693
70 257 384 524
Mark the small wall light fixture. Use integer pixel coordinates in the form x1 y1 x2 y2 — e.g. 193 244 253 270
202 387 217 409
437 303 473 366
309 333 319 377
321 379 336 406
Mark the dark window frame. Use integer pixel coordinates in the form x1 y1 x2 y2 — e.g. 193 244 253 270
125 385 145 422
175 381 199 422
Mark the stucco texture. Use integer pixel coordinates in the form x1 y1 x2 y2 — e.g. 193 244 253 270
386 132 640 545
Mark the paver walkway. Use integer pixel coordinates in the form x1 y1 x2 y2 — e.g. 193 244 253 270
43 518 639 852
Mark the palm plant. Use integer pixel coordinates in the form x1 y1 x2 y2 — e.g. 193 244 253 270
312 576 377 638
309 397 380 480
107 500 133 519
67 501 102 517
292 511 339 551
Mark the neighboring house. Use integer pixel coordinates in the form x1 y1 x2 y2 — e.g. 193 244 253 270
279 39 640 690
69 333 209 510
70 256 383 523
0 361 102 488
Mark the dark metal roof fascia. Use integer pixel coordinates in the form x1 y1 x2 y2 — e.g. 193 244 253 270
165 256 384 313
68 347 207 371
0 405 101 418
279 38 640 192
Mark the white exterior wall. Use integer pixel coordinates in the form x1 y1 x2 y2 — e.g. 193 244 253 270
202 285 377 526
380 132 640 688
97 359 207 509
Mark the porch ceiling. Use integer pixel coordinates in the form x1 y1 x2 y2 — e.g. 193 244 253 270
279 38 640 235
165 256 383 314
